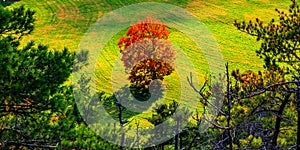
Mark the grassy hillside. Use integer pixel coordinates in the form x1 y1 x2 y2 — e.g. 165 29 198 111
9 0 290 71
7 0 291 122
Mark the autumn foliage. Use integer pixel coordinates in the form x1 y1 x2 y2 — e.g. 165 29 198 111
231 69 286 94
118 17 170 52
118 18 176 89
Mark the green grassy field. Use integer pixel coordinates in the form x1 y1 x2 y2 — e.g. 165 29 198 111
9 0 290 71
7 0 291 126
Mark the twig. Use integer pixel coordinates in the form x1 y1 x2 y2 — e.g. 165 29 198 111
187 72 227 116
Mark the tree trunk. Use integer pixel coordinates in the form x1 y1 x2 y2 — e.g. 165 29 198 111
272 93 291 148
226 63 233 150
117 102 124 150
297 79 300 150
175 119 180 150
180 133 183 150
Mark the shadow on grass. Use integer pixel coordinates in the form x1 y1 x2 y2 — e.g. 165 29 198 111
102 81 165 120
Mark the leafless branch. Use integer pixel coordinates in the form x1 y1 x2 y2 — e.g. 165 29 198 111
234 81 297 100
187 72 227 116
214 137 229 148
202 117 230 130
1 140 60 149
288 144 297 150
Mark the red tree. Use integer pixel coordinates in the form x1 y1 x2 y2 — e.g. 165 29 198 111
118 17 176 89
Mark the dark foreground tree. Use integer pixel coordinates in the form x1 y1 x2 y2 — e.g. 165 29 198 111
182 1 300 149
0 5 121 149
234 0 300 149
0 5 77 149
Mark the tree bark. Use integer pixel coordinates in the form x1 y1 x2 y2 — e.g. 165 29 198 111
226 63 233 150
271 93 291 148
117 101 124 150
297 79 300 150
175 119 180 150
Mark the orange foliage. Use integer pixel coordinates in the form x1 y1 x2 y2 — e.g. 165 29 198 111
118 17 170 52
118 17 176 89
232 69 286 93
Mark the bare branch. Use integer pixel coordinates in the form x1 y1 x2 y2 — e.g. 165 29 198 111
188 72 227 116
288 144 297 150
202 117 230 130
2 140 60 149
214 137 229 148
234 81 297 100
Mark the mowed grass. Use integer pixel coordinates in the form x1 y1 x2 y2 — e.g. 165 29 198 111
8 0 291 124
9 0 290 69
